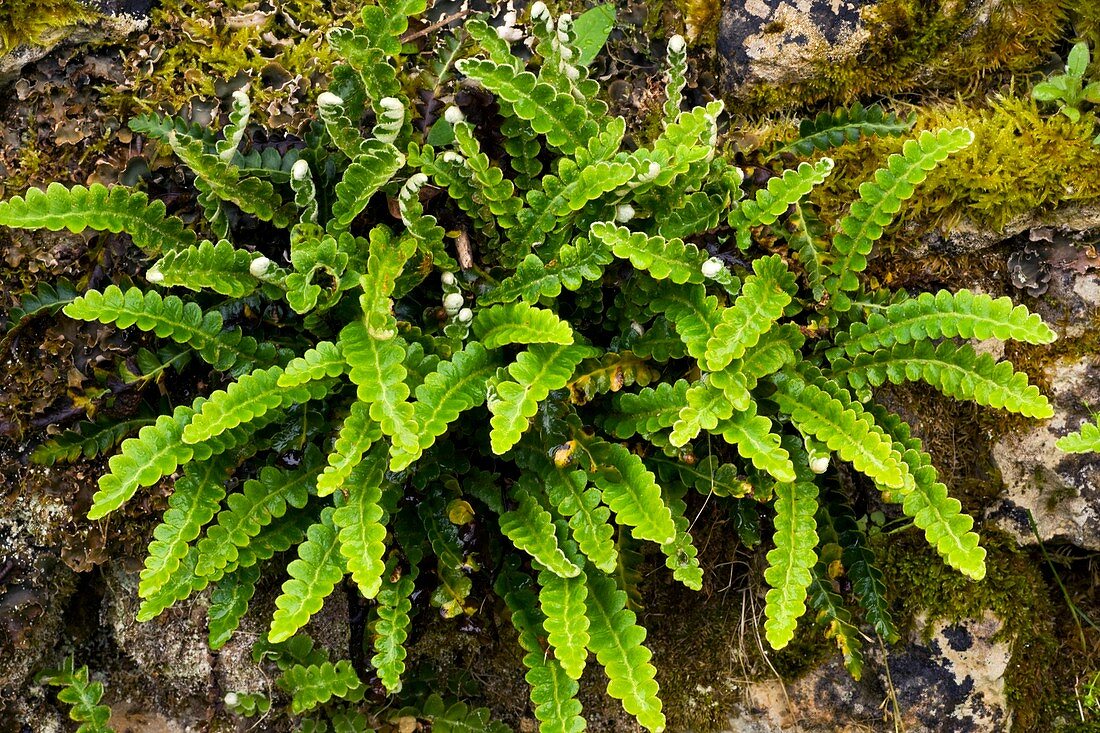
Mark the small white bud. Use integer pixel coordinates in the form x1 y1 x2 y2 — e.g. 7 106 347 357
224 692 240 707
441 151 465 164
564 65 580 81
231 90 250 107
557 30 571 44
291 159 310 180
614 204 635 222
249 256 273 278
559 46 574 60
531 1 549 20
630 321 645 337
809 455 831 474
457 307 474 323
444 106 465 125
443 292 464 313
668 35 686 55
701 257 724 279
316 91 343 109
441 271 457 286
379 96 402 111
402 173 428 199
647 162 662 177
146 267 164 283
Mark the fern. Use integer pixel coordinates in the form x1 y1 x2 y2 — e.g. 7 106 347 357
662 35 687 125
269 508 347 643
473 303 575 348
38 658 114 733
30 413 156 466
591 222 707 285
371 554 417 693
786 202 829 301
278 660 363 714
657 191 723 240
169 133 288 225
605 380 690 439
280 342 347 388
500 480 582 578
340 322 419 455
414 694 513 733
727 159 834 250
772 102 916 158
539 566 591 680
704 254 796 372
330 141 405 231
833 340 1053 419
0 182 196 254
138 457 230 598
651 283 721 363
481 237 612 305
659 482 703 590
669 380 736 447
828 127 975 294
332 452 389 598
831 289 1057 358
316 402 381 496
208 563 262 650
584 570 665 732
544 467 618 574
489 344 596 454
146 239 262 298
588 441 677 545
807 561 864 679
64 286 274 372
713 403 797 483
456 60 598 155
763 481 819 649
2 277 78 348
1057 419 1100 453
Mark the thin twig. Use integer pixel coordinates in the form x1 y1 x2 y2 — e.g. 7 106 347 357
400 10 471 43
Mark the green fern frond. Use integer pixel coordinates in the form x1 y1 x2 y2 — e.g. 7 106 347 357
454 59 598 155
38 658 114 733
147 239 262 298
208 563 261 650
727 159 834 250
828 127 975 294
340 322 419 455
278 660 363 714
651 455 750 499
332 452 389 598
481 237 613 305
138 457 230 598
279 341 347 388
591 222 708 284
605 380 690 439
657 191 723 240
371 554 417 693
183 365 329 445
391 342 496 470
735 323 805 388
316 402 382 497
501 480 583 578
772 102 916 158
567 351 659 406
651 283 721 363
495 564 586 733
452 115 524 229
414 694 513 733
773 371 907 489
659 483 702 590
705 254 796 372
465 18 524 71
584 570 665 732
588 441 677 545
169 134 288 226
869 406 986 580
63 286 274 372
714 403 797 483
544 468 618 574
473 302 575 348
808 562 864 679
490 344 597 454
763 481 819 649
269 508 347 643
0 182 197 254
1057 419 1100 453
30 413 156 466
330 141 405 232
539 566 591 680
663 35 687 125
786 202 829 301
833 340 1053 419
670 380 736 447
216 90 251 160
3 277 78 346
192 462 316 578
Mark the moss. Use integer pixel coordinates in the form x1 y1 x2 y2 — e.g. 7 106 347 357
880 531 1091 730
105 0 362 128
0 0 97 55
814 94 1100 235
742 0 1066 111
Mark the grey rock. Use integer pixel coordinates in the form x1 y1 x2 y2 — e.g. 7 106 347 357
717 0 873 95
989 356 1100 550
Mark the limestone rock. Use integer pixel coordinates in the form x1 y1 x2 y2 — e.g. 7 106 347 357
989 356 1100 550
726 612 1010 732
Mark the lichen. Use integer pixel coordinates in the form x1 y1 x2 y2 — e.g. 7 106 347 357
0 0 97 56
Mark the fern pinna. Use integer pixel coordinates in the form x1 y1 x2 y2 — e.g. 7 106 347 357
1 1 1058 729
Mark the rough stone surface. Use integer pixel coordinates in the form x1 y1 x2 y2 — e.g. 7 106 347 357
989 356 1100 550
0 0 151 82
725 612 1010 732
717 0 872 94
